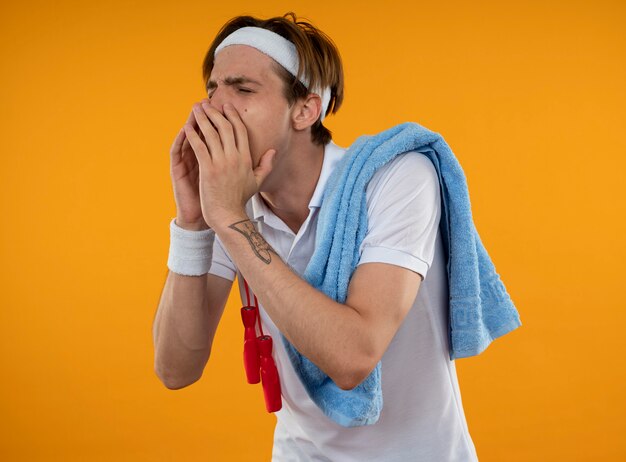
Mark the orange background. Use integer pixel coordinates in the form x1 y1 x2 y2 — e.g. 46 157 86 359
1 0 625 460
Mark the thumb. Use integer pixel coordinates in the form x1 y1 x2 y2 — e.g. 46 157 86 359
253 149 277 185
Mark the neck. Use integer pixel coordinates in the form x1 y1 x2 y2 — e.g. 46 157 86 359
258 136 326 227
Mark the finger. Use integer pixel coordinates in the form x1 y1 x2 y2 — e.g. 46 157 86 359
202 103 237 156
183 107 199 132
170 127 185 158
253 149 277 187
186 99 209 128
222 103 250 159
183 98 211 136
179 99 212 158
183 100 209 134
181 134 190 153
183 123 211 167
181 132 196 160
192 103 224 163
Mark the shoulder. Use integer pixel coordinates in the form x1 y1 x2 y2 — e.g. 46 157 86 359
357 150 442 280
375 150 436 181
365 150 439 205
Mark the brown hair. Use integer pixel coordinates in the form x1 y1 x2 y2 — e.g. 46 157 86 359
202 12 344 146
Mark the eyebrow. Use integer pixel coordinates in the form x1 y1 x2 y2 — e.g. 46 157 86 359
206 76 263 91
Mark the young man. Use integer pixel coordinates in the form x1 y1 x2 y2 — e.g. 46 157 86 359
154 12 479 461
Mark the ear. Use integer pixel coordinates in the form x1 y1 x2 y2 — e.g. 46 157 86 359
291 93 322 131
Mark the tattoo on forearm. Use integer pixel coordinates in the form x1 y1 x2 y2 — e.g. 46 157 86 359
228 219 279 265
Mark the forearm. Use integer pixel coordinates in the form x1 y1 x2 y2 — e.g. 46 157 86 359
153 270 211 388
214 212 371 389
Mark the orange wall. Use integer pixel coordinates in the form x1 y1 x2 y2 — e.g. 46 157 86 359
1 0 625 460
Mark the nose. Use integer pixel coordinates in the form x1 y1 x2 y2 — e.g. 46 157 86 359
206 86 228 113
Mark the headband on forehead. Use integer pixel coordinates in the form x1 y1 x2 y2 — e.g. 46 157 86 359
214 26 332 122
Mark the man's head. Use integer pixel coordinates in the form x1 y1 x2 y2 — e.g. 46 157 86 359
202 12 344 160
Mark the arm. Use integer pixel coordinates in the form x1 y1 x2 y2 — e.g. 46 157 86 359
213 217 422 391
183 103 439 390
153 271 232 389
213 151 440 390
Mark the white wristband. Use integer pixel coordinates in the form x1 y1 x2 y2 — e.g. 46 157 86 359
167 217 215 276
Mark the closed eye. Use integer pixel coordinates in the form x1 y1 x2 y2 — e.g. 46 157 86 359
207 87 254 99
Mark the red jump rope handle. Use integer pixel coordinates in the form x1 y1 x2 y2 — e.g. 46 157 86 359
257 335 282 413
241 306 260 384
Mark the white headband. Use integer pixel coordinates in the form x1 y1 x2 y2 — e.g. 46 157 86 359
214 26 332 122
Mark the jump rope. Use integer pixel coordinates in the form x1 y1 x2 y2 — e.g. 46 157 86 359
240 277 282 413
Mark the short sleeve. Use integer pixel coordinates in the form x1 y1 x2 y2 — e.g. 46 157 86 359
208 233 237 281
357 151 442 280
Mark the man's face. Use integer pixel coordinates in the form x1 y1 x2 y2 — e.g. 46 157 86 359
207 44 294 168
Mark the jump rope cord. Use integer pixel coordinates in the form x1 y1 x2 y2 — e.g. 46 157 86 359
243 277 264 337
